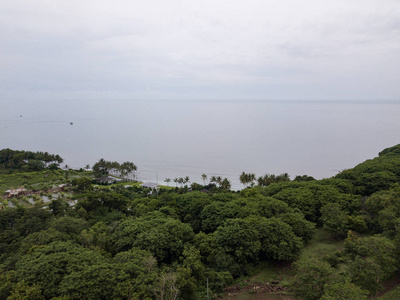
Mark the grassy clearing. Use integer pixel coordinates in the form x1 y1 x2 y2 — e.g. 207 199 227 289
1 169 171 208
299 228 344 260
0 169 90 208
0 170 87 193
94 181 142 189
94 181 174 190
219 228 345 300
248 262 295 287
219 261 296 300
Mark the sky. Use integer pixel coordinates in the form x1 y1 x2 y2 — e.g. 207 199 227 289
1 0 400 101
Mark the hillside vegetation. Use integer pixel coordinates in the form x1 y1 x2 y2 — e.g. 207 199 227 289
0 145 400 299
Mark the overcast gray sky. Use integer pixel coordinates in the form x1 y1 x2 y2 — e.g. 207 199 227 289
1 0 399 101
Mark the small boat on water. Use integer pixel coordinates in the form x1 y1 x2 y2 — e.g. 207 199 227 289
70 122 73 125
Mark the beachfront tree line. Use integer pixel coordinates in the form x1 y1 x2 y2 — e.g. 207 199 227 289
1 144 400 299
92 159 137 180
0 149 63 172
240 172 310 188
164 171 311 191
165 175 232 191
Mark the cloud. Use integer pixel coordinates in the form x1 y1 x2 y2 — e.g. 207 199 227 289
1 0 400 100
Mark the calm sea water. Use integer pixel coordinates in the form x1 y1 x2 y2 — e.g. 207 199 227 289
1 99 399 190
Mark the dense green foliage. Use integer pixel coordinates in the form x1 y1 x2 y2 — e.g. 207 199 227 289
0 149 63 173
336 144 400 195
92 159 137 179
0 144 400 299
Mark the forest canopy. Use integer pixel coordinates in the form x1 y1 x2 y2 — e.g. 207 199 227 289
0 144 399 299
0 149 64 172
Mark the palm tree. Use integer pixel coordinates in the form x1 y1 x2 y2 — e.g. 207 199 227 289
277 172 290 182
64 164 69 180
184 176 190 186
173 178 179 187
121 161 137 180
164 178 171 186
257 175 265 186
221 178 231 190
111 161 120 177
249 173 256 187
201 174 207 186
240 172 256 188
216 176 222 187
210 176 217 185
239 172 248 188
55 155 64 164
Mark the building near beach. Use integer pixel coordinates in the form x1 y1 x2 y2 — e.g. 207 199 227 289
5 187 27 198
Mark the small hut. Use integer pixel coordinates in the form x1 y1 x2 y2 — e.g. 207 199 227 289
95 177 116 185
5 187 27 198
141 182 159 190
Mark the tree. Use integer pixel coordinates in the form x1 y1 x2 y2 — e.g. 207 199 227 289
120 161 137 180
210 176 217 186
201 174 207 185
48 199 69 216
27 160 45 171
58 263 129 300
257 173 291 186
176 192 211 232
215 176 222 187
112 212 195 263
14 241 106 298
64 164 69 180
247 216 303 260
184 176 190 186
348 257 384 294
320 203 349 237
278 212 315 242
365 186 400 236
7 281 44 300
239 172 247 188
0 149 63 171
164 178 171 186
181 246 205 282
80 222 112 251
239 172 255 188
294 174 315 182
292 257 336 300
154 272 179 300
201 201 239 233
344 232 397 294
178 177 184 187
320 279 369 300
16 207 52 237
220 178 231 191
214 218 261 266
71 177 92 193
92 159 109 177
113 248 159 299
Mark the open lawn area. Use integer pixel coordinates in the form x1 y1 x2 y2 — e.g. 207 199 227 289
299 228 344 260
0 169 84 193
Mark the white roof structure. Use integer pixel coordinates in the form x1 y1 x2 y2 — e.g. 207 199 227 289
4 187 27 197
141 182 159 189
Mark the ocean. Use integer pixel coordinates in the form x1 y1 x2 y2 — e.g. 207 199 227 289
1 99 399 190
